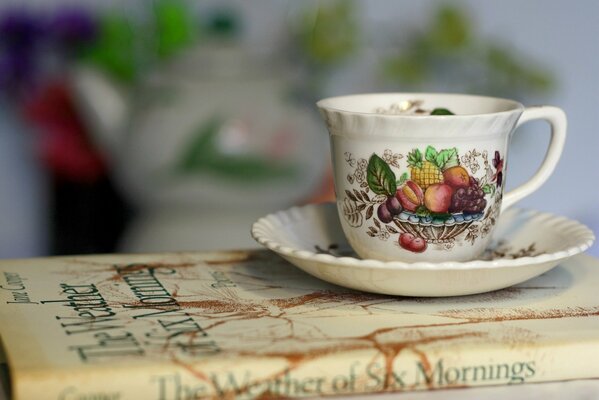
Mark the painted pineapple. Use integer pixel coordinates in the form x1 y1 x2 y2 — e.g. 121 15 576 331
407 148 443 189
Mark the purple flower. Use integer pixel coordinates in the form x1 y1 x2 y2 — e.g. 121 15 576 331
0 47 36 92
492 151 504 188
0 10 44 92
48 8 96 47
0 10 43 49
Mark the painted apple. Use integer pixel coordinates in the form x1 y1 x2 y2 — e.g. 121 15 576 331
443 166 470 188
424 183 453 213
395 180 424 212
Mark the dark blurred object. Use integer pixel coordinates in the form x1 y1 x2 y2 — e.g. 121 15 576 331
23 81 105 182
51 176 132 255
0 6 132 256
0 10 42 48
22 81 132 255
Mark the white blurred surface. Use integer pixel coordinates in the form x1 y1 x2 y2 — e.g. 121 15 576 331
0 104 48 258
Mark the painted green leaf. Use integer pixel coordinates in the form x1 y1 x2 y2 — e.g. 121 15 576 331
416 206 452 220
407 149 423 169
367 154 397 196
436 148 459 170
482 184 495 195
415 205 431 217
430 212 452 220
396 172 409 186
431 108 455 115
424 146 443 169
425 146 439 165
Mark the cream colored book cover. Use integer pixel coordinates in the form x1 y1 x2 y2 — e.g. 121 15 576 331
0 250 599 399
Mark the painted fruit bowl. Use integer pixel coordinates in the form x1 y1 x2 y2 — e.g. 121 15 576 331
393 211 483 244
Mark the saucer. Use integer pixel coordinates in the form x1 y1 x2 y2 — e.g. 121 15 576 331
251 203 595 297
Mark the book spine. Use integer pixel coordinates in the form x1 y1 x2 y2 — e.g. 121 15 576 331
14 340 599 399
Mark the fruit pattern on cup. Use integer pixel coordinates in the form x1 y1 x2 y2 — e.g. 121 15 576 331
342 146 503 254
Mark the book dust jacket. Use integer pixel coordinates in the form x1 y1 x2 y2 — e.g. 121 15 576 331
1 250 599 399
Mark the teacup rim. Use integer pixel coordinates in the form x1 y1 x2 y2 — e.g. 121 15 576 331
316 92 525 118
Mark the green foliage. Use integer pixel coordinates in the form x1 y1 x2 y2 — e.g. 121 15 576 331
430 5 471 51
485 44 553 94
383 4 554 98
296 1 358 67
154 0 196 59
82 14 137 82
176 117 222 173
82 1 200 83
175 117 297 183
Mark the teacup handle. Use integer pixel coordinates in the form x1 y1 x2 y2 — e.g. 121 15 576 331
501 106 567 212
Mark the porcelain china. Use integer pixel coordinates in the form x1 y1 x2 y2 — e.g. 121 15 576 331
317 93 566 263
251 203 594 297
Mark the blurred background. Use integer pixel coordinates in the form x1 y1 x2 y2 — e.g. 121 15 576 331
0 0 597 259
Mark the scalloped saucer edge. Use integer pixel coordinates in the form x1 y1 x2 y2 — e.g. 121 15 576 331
251 203 594 297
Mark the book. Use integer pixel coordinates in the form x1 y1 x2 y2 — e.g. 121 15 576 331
1 250 599 399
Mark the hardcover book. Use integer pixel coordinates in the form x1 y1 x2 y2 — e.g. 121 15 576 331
1 250 599 399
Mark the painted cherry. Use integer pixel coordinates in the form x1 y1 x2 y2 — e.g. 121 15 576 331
399 232 427 253
411 236 427 253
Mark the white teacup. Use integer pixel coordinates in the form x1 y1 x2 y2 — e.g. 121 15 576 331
317 93 566 262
